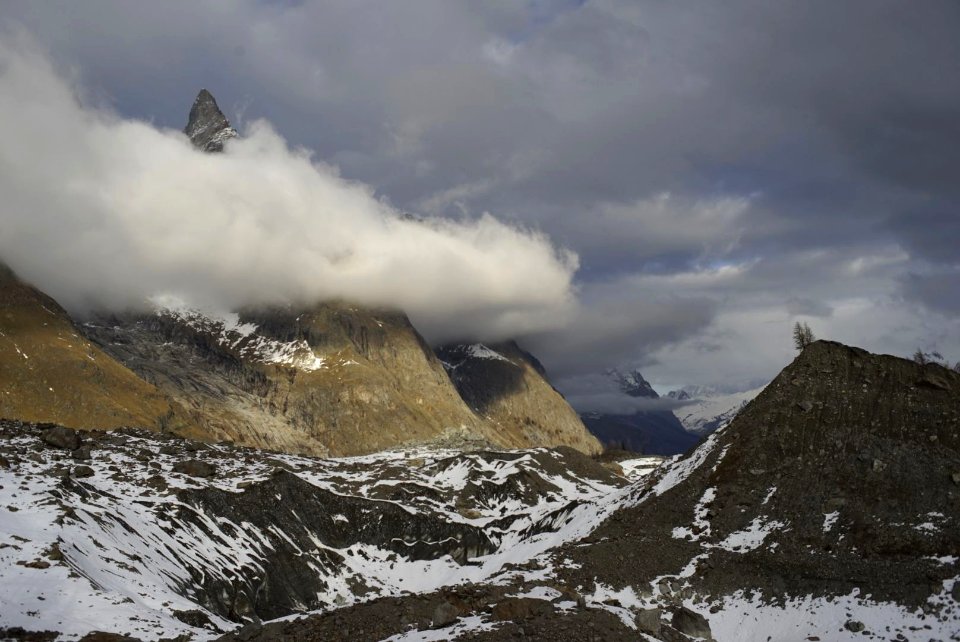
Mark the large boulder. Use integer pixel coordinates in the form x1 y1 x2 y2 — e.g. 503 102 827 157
42 426 81 450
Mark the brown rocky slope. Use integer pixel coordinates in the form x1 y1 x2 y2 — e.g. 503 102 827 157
0 263 198 437
81 303 601 457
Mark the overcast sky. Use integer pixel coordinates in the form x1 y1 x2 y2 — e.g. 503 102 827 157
2 0 958 396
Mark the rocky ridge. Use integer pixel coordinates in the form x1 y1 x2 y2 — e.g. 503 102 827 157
437 342 601 455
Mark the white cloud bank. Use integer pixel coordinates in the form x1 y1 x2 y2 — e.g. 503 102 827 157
0 36 578 341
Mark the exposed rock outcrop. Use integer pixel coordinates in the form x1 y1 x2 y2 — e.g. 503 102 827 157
84 302 489 456
184 89 237 152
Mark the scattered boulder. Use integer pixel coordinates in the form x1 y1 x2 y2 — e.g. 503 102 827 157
671 606 712 639
844 620 865 632
0 627 58 642
490 597 553 622
77 632 141 642
72 465 95 478
142 468 172 487
635 607 661 635
17 559 51 569
173 459 216 478
431 601 459 628
42 427 81 450
232 621 263 641
917 373 949 391
72 445 93 460
172 609 216 629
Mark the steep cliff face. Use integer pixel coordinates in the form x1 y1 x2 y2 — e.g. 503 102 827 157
437 342 602 455
184 88 237 152
0 265 197 436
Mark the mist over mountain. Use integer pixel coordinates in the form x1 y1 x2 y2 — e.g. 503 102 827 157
0 38 577 344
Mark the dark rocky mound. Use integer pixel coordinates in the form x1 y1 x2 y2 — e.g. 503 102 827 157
554 340 960 633
178 470 497 622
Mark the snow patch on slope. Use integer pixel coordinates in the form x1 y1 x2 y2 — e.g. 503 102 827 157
672 386 764 435
149 295 327 371
706 587 960 642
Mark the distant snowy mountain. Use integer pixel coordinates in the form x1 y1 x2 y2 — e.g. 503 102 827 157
668 385 766 435
581 368 699 456
607 367 659 398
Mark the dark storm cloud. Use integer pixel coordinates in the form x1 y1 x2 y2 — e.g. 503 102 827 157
2 0 958 385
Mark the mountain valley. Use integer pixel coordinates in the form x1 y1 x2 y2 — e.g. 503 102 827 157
0 86 957 642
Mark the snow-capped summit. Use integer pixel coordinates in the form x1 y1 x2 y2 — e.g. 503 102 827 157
184 88 238 152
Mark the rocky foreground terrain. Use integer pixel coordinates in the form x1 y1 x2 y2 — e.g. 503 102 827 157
1 340 958 641
0 419 646 641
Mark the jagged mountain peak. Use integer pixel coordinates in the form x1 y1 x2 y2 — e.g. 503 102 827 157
606 367 659 398
184 88 237 152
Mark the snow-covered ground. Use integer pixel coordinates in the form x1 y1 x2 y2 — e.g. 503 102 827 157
0 425 631 640
672 386 765 435
4 419 955 642
616 456 665 481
